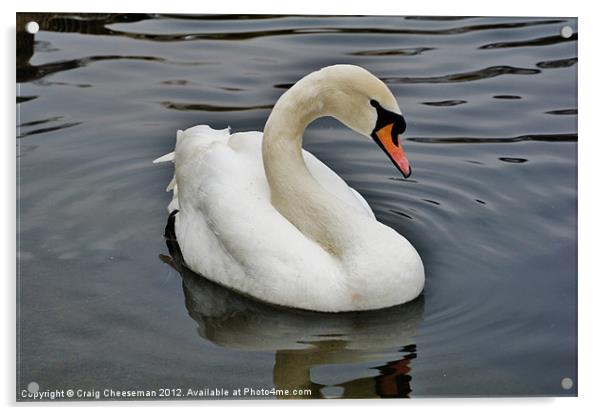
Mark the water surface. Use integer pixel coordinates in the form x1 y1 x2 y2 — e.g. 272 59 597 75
17 13 577 399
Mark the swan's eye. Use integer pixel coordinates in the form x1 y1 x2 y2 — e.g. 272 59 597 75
369 99 379 108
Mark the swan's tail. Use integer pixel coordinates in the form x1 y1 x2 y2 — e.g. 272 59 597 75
153 152 174 164
153 130 183 213
153 126 231 213
153 151 179 211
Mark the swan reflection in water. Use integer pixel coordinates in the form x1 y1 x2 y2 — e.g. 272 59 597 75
161 215 424 399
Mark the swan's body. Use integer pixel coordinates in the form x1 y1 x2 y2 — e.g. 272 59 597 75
155 65 424 312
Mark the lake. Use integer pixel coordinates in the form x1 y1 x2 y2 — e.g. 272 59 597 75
17 13 577 399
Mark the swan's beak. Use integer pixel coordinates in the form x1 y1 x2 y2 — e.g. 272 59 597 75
373 123 411 178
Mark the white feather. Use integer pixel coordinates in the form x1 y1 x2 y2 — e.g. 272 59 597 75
157 65 424 312
153 152 174 164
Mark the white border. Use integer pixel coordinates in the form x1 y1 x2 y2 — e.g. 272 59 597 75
3 0 599 413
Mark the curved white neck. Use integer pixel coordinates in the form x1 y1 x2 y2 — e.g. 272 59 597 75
262 77 359 256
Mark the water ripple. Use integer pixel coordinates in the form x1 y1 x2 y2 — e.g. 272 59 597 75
158 14 301 21
18 54 165 83
18 54 218 84
349 47 435 56
479 33 577 49
492 95 522 100
499 157 528 163
384 65 540 84
17 13 151 35
390 209 414 220
404 16 473 21
536 57 577 69
17 96 37 103
545 109 577 115
408 133 577 144
18 116 63 128
18 122 82 138
105 19 566 42
422 100 467 107
160 101 273 112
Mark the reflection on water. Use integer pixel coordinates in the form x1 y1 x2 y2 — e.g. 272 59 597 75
17 13 577 399
162 217 424 399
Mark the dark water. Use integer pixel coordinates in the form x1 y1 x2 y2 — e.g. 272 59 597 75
16 13 577 399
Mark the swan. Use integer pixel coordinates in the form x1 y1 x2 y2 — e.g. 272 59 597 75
154 64 424 312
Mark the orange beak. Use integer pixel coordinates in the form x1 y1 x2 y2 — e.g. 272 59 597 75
373 123 411 178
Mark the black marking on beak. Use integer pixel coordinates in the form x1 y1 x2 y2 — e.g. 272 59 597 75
370 99 406 146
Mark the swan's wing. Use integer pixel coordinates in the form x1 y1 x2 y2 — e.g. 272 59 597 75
172 129 345 309
303 151 375 219
349 188 375 219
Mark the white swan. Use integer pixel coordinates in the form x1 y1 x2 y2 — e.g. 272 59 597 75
154 64 424 312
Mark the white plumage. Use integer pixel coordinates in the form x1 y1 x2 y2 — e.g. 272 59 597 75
155 65 424 312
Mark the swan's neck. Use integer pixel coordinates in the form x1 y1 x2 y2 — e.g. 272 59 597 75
262 78 359 256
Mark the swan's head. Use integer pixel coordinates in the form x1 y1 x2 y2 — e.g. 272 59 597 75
305 65 411 178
